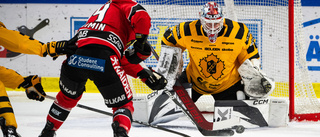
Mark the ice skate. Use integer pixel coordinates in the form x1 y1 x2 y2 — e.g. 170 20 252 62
0 117 21 137
38 121 56 137
112 121 129 137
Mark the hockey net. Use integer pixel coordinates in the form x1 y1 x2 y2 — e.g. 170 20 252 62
128 0 320 121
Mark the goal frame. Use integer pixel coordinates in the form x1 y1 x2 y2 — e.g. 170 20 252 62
134 0 320 122
289 0 320 121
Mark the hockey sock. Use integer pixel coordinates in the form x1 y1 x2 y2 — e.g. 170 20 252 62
47 92 82 130
112 101 134 133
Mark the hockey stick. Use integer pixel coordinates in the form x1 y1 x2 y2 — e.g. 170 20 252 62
45 95 190 137
163 88 234 136
148 42 160 60
150 45 236 136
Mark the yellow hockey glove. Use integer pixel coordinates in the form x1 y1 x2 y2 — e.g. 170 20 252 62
18 75 46 101
46 40 77 60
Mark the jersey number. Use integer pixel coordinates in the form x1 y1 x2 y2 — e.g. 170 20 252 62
92 2 110 22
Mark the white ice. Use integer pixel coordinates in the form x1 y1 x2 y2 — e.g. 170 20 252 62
5 91 320 137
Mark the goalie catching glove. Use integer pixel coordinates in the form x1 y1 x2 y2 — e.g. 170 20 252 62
46 40 78 60
125 34 151 64
238 59 275 99
137 68 167 90
18 75 46 101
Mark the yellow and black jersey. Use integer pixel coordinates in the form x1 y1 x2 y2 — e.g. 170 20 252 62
0 66 23 128
0 25 46 57
161 18 259 95
0 22 42 128
0 66 24 89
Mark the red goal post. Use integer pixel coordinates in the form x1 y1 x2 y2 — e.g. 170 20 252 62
288 0 320 121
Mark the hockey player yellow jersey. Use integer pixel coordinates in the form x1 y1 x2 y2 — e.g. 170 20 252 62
0 66 24 89
162 18 259 95
0 23 46 57
0 22 44 127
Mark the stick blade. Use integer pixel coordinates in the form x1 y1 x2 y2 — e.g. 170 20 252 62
199 128 234 136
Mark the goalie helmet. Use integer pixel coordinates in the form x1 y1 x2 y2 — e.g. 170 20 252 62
199 2 224 43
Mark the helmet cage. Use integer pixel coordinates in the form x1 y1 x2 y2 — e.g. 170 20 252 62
199 2 224 36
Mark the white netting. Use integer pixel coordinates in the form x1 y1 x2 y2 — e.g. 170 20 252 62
128 0 320 118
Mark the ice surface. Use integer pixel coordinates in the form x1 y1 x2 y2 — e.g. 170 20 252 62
6 91 320 137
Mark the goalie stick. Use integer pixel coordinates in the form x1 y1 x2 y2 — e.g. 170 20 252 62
150 45 240 136
45 95 190 137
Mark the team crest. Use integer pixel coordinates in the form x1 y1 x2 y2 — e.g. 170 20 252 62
199 53 225 80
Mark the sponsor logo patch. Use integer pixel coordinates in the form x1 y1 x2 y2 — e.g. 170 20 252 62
68 54 106 72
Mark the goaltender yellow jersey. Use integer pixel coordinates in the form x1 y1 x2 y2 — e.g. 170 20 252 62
161 18 259 95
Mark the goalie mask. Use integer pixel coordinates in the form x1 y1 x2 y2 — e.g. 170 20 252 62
199 2 224 43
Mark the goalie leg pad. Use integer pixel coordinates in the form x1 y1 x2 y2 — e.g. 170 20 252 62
133 90 183 125
213 98 288 129
148 90 183 125
268 99 288 127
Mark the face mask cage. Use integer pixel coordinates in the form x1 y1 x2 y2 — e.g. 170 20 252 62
199 2 224 36
200 17 224 36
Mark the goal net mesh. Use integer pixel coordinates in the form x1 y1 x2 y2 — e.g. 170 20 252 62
128 0 320 117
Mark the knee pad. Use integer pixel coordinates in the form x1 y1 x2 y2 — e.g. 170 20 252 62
59 73 86 99
99 82 133 108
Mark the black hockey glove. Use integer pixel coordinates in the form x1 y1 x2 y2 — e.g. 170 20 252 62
137 68 167 90
18 75 46 101
125 34 151 64
125 41 152 64
46 40 78 60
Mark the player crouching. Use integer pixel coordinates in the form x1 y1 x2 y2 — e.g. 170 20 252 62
133 1 287 131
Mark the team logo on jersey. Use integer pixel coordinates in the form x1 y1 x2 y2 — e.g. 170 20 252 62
199 53 225 80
